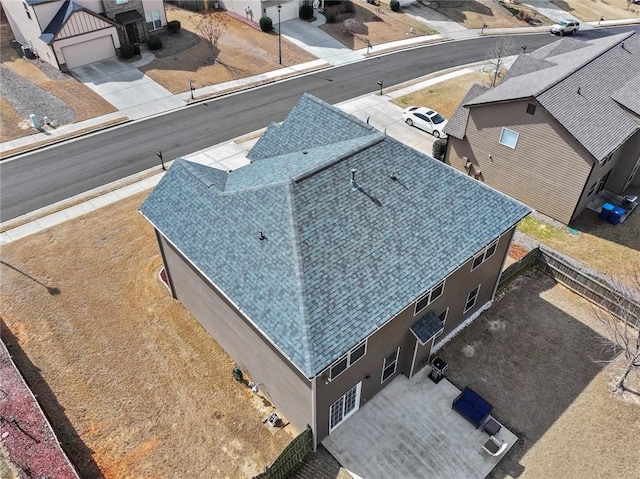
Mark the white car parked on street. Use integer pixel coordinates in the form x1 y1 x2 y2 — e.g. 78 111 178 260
402 106 448 138
550 19 580 35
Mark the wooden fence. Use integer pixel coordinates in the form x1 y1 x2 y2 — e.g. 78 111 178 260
497 245 640 328
253 426 313 479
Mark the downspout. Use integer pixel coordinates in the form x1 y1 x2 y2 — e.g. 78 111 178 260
311 376 318 451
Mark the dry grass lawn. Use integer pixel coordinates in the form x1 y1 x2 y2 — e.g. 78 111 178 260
319 2 436 50
0 19 117 143
551 0 640 21
391 70 495 118
0 192 292 479
518 192 640 287
140 5 317 94
439 270 640 479
428 0 549 29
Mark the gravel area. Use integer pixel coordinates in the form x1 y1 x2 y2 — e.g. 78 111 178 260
7 40 69 81
0 64 75 126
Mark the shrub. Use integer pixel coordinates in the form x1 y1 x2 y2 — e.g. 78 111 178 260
147 35 162 50
259 16 273 32
324 11 337 23
342 1 355 13
390 0 400 12
300 4 314 20
120 43 134 59
167 20 181 33
432 138 447 162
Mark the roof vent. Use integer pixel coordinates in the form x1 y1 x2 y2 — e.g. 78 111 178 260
303 150 308 155
390 170 397 181
259 231 267 241
577 87 581 96
350 169 358 189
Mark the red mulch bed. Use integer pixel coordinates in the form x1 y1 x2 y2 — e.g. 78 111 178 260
0 340 79 479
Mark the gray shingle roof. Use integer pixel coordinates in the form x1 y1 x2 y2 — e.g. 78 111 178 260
611 75 640 117
140 94 531 378
443 84 489 140
465 32 640 162
410 311 444 345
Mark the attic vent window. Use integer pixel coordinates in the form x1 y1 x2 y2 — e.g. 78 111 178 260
526 104 536 115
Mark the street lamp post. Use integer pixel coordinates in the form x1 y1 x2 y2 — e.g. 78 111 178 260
277 4 282 65
157 151 165 171
521 45 527 54
376 80 383 96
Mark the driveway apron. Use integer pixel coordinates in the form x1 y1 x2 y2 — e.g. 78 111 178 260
279 19 363 65
71 57 185 120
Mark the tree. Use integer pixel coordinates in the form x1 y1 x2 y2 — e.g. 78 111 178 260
593 267 640 394
194 12 229 61
488 36 515 87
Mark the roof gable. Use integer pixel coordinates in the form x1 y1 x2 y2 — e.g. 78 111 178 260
140 95 531 378
463 32 640 161
41 1 116 44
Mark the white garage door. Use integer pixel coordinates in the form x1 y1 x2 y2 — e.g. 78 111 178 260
266 1 299 23
62 36 115 69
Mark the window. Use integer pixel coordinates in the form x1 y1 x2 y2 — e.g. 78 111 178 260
471 240 498 271
601 152 614 167
116 0 129 4
329 340 367 381
381 347 400 383
526 104 536 115
329 382 361 431
23 2 31 20
587 181 598 197
499 128 519 149
146 10 162 30
433 308 449 339
464 285 481 313
415 279 446 315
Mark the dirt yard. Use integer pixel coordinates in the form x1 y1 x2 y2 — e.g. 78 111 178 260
392 70 497 118
0 192 292 479
319 2 436 50
438 269 640 479
0 17 116 143
427 0 546 29
551 0 640 21
140 4 317 94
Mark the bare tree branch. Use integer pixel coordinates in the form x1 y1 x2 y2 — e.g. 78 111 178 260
488 37 515 87
194 12 229 62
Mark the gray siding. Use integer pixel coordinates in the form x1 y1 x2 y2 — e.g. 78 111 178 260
447 99 593 225
313 226 517 443
159 234 313 433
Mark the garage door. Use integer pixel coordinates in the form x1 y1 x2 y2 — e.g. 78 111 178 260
62 36 115 69
266 2 299 23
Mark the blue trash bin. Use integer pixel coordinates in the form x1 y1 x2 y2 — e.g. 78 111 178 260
600 202 615 221
609 206 626 225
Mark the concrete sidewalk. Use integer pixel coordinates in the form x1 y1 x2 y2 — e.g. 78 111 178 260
0 63 486 245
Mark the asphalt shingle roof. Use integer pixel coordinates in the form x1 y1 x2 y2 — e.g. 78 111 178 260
464 32 640 162
443 84 489 140
611 75 640 116
140 94 531 378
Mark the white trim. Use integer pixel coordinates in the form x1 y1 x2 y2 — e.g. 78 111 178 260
143 218 313 380
381 347 400 383
311 376 318 451
329 382 362 432
414 278 446 315
499 127 519 149
464 284 481 313
409 338 420 379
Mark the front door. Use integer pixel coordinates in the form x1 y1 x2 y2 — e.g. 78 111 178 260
125 22 140 44
329 382 361 432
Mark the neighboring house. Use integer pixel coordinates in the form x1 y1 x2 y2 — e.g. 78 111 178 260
217 0 303 23
2 0 167 71
139 94 531 447
444 32 640 225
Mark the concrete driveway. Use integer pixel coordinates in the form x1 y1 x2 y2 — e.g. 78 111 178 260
322 367 517 479
279 18 363 65
71 57 184 120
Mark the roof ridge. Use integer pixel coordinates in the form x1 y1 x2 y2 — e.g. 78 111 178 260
301 93 377 132
286 183 315 377
532 31 635 99
291 133 385 183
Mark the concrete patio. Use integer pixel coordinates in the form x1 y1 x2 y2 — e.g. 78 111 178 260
322 367 517 479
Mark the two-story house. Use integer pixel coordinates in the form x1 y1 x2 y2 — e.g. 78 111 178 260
444 32 640 225
139 93 531 446
2 0 167 71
